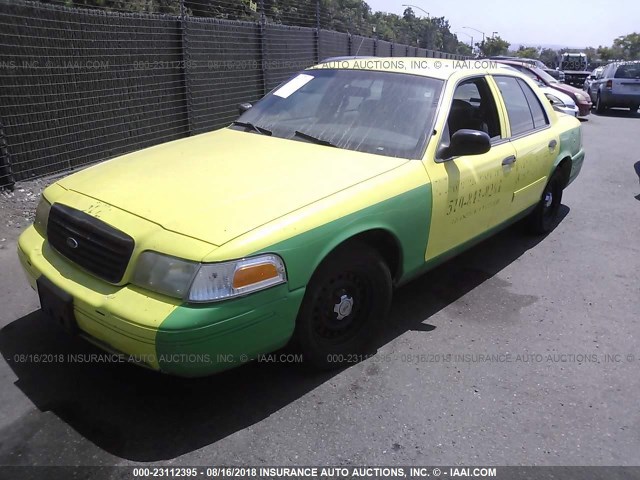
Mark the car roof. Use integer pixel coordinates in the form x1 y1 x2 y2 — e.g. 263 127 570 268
308 57 515 81
319 56 376 63
489 56 547 66
611 60 640 65
493 59 534 68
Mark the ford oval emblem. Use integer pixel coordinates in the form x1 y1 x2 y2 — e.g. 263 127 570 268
66 237 79 249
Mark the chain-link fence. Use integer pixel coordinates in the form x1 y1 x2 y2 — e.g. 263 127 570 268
0 0 467 189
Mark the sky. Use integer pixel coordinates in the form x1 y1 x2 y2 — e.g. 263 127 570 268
365 0 640 49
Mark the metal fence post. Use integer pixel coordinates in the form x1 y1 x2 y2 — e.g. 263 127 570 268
258 0 268 96
0 118 14 191
315 0 320 63
179 0 193 135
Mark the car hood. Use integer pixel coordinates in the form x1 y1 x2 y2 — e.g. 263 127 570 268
57 129 408 246
552 83 588 98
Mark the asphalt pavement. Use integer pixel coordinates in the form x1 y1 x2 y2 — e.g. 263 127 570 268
0 109 639 469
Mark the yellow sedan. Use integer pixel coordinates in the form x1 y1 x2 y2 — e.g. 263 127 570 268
18 58 584 376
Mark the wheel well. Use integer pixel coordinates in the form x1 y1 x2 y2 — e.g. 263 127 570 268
556 157 572 188
337 229 403 283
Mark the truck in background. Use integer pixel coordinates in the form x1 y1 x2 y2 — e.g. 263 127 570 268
559 52 591 87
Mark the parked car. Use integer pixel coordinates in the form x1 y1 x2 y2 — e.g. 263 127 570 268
18 59 585 377
489 56 565 82
493 59 592 116
540 85 579 117
588 61 640 113
583 66 605 95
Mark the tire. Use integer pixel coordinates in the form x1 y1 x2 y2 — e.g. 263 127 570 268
595 93 606 114
293 243 392 370
526 171 564 235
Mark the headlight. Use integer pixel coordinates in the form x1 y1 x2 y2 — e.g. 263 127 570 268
132 252 286 303
545 93 565 107
132 251 199 299
34 197 51 236
574 92 586 102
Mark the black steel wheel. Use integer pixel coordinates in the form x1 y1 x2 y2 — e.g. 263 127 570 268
526 171 563 234
293 243 392 369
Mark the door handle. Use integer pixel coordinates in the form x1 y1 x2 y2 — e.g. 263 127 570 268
502 155 517 166
548 139 558 151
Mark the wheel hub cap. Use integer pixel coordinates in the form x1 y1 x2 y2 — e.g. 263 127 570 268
544 191 553 207
333 294 354 320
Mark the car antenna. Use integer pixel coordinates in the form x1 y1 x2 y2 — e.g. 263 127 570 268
353 35 365 57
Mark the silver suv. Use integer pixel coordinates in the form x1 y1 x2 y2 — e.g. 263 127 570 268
589 61 640 114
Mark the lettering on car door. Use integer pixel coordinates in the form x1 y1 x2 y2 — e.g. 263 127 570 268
424 76 517 261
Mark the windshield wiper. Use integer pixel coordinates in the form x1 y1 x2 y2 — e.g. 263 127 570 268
232 121 272 136
294 130 336 147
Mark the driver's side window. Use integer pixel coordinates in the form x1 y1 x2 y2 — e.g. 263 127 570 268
441 77 502 146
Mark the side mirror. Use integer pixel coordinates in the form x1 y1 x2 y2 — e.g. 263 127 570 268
437 129 491 161
238 102 253 115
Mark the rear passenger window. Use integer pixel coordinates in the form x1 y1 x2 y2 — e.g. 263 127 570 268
518 79 549 129
495 76 548 136
614 64 640 79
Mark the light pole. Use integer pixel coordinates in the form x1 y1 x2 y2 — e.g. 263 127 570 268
463 26 485 45
401 4 430 18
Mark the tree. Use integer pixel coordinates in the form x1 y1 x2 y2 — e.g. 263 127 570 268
597 45 623 62
38 0 469 55
515 45 540 59
614 32 640 60
539 48 558 68
456 42 472 57
477 36 510 57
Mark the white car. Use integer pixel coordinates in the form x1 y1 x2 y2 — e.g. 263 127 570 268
539 85 579 117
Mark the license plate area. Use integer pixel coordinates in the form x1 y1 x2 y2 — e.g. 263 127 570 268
37 276 78 335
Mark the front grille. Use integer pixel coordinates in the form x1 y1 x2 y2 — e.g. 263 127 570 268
47 203 135 283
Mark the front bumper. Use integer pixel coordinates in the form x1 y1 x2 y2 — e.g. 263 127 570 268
556 105 579 117
577 100 592 116
564 73 590 88
18 226 304 377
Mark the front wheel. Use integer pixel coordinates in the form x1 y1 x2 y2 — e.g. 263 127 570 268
293 243 392 370
526 172 563 234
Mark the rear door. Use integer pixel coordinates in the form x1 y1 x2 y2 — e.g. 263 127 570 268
611 63 640 101
492 75 558 214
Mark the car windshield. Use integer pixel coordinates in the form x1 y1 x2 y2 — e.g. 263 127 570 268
614 64 640 79
232 69 443 159
530 66 560 84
